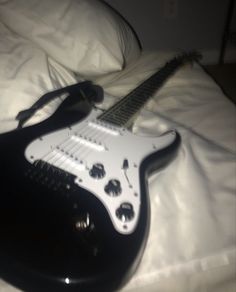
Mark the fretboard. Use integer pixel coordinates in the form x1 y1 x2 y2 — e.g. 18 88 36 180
98 52 200 127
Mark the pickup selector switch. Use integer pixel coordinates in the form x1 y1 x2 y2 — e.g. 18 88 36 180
89 163 105 179
116 202 135 222
104 179 122 196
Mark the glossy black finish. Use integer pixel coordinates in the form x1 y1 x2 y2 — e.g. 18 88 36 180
0 96 179 291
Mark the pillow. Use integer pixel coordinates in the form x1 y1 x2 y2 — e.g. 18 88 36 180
0 0 141 78
0 21 78 134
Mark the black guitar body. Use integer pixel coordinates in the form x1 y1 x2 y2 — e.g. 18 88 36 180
0 51 193 291
0 98 153 292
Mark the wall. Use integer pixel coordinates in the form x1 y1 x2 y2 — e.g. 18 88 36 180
104 0 235 64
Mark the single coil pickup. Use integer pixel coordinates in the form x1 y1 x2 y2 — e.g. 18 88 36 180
49 148 86 171
71 135 105 151
88 121 121 136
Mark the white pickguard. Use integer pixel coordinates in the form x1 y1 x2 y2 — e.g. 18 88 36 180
25 107 177 234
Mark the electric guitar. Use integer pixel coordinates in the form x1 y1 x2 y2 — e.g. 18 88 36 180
0 53 200 292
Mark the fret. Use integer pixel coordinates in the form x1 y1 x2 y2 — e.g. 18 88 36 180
107 100 141 117
128 93 149 104
119 99 142 109
119 107 135 116
103 106 135 120
123 99 143 108
111 111 130 121
106 117 127 126
105 111 132 124
109 113 128 123
98 52 200 126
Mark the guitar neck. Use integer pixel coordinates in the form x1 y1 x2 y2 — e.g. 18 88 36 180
98 52 200 127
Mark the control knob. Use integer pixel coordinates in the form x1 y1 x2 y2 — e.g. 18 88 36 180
116 202 135 222
89 163 105 179
104 179 122 196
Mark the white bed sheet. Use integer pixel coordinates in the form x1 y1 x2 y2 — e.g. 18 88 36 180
0 24 236 292
94 53 236 291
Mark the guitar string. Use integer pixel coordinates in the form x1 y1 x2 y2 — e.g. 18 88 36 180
39 62 177 168
73 121 109 157
54 124 95 168
70 125 113 173
38 85 151 172
100 88 155 125
56 119 123 173
73 123 117 165
99 75 163 122
44 85 155 170
99 85 150 118
41 126 87 170
40 124 89 167
40 137 72 164
42 89 146 171
100 96 144 124
36 57 186 174
102 99 143 125
39 111 142 174
44 121 108 172
99 57 184 124
69 126 100 165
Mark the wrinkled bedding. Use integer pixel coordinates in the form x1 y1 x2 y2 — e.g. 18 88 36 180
95 53 236 292
0 22 236 292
